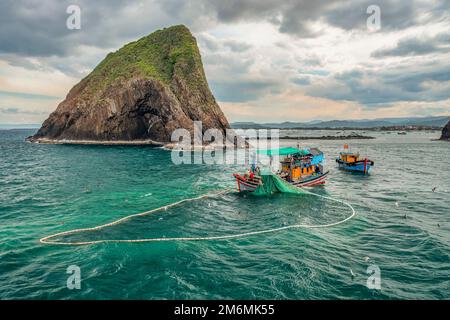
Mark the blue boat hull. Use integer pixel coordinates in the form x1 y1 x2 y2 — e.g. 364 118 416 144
336 158 373 174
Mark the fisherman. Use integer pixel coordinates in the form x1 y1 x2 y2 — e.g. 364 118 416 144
244 168 254 180
317 164 323 174
250 152 257 172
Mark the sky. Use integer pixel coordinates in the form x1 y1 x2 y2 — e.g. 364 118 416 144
0 0 449 124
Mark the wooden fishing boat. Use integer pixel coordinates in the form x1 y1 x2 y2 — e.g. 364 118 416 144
336 144 374 174
233 173 262 192
233 147 329 193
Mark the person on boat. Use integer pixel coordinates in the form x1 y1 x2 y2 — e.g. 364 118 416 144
317 164 323 174
251 161 256 173
255 166 261 176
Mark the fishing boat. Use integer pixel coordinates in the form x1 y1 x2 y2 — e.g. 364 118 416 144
233 147 329 193
336 144 374 174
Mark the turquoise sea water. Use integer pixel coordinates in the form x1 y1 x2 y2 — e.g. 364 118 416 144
0 129 449 299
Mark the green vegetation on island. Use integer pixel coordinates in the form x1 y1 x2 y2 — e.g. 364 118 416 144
82 25 208 95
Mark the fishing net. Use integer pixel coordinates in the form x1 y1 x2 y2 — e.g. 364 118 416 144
252 173 305 196
40 182 356 246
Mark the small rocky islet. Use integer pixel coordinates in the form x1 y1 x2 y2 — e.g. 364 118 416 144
27 25 230 145
440 121 450 140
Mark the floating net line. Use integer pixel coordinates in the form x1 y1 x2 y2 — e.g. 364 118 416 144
40 179 356 246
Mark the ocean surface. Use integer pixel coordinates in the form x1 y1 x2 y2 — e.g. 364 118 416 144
0 129 449 299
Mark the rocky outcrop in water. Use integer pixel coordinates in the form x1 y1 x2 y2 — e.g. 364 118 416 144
28 25 229 145
440 121 450 140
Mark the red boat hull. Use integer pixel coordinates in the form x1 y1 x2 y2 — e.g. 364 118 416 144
233 174 261 192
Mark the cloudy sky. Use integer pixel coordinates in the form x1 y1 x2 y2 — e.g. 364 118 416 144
1 0 449 124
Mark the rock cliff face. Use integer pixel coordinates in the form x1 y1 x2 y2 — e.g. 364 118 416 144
440 121 450 140
28 25 229 144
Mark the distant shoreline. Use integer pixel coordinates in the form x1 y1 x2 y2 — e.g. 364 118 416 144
2 125 443 132
233 126 442 131
251 134 376 140
26 137 166 146
279 134 375 140
0 127 40 131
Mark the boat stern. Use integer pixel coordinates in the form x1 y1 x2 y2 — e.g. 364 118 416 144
233 173 259 192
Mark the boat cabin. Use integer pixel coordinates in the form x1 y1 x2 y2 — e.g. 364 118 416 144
339 152 360 163
234 147 329 192
336 145 374 174
278 148 323 182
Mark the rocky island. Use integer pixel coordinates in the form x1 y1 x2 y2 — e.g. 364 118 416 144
440 121 450 140
27 25 229 145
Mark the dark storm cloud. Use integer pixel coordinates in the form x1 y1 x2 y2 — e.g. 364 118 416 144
192 0 418 37
275 0 332 37
373 38 439 57
323 0 417 31
372 35 450 58
0 0 69 56
200 0 278 22
0 0 171 57
188 0 448 37
2 0 450 109
3 0 448 59
306 65 450 106
178 0 334 37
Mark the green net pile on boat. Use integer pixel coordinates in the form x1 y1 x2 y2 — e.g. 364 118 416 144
252 173 305 196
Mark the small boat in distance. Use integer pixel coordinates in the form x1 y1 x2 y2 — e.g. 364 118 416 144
336 144 374 174
233 147 329 193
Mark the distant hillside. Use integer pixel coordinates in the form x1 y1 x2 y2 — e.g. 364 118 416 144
231 116 450 129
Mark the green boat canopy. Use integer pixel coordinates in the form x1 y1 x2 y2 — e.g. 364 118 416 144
256 147 309 156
